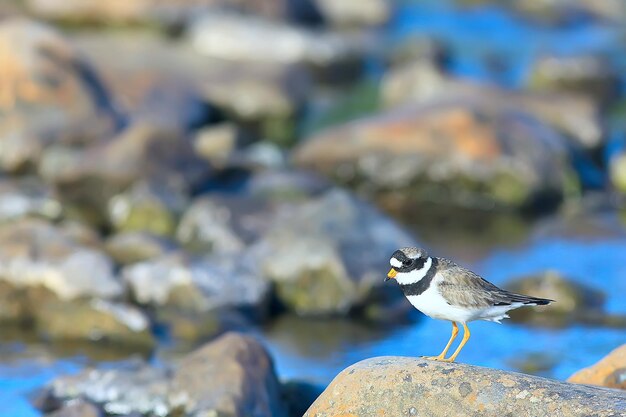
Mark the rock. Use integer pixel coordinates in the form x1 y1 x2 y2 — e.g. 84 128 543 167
72 31 310 135
40 333 287 417
0 177 62 223
511 0 626 24
295 103 574 212
28 0 323 28
121 252 270 318
381 72 603 151
107 179 189 237
504 270 606 327
35 299 155 351
610 150 626 193
0 18 120 173
528 53 619 106
158 308 253 343
105 231 178 265
176 195 279 254
192 123 240 167
188 11 361 81
248 188 415 316
0 219 122 301
242 169 329 200
568 344 626 390
313 0 391 27
46 400 102 417
306 357 626 416
41 119 209 227
43 360 171 416
170 333 287 417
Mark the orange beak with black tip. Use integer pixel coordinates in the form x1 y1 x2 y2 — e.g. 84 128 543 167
385 268 397 282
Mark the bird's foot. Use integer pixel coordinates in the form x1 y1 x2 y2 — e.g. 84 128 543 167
422 355 455 362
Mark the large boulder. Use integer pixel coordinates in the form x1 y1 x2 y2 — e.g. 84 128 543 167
248 188 416 317
568 344 626 390
0 18 121 173
39 333 288 417
295 103 574 212
305 357 626 416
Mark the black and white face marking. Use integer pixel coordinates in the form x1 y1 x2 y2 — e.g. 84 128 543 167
389 248 433 285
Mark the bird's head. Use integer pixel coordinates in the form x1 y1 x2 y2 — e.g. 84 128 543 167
386 247 432 285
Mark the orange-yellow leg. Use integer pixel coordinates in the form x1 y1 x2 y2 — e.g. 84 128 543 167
423 322 459 361
446 322 470 362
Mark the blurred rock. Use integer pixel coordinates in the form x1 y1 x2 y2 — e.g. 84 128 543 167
28 0 323 28
158 308 252 343
0 18 121 172
192 123 239 166
381 71 603 150
35 299 154 352
505 270 606 327
108 179 189 237
305 357 626 416
73 31 310 139
295 103 574 212
0 177 62 223
242 169 329 199
511 0 626 24
313 0 391 27
46 400 102 417
170 333 287 417
568 344 626 390
43 360 171 416
610 150 626 193
188 11 362 82
248 188 415 316
0 219 121 301
528 53 619 106
122 253 270 318
41 120 209 227
41 333 287 417
176 195 280 254
105 232 178 265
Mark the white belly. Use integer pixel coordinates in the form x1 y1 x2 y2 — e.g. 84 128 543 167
406 280 523 323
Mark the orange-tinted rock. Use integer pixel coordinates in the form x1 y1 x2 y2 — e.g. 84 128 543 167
0 18 120 172
295 102 573 211
568 344 626 390
305 357 626 417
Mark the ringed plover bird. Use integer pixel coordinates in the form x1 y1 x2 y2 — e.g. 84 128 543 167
386 247 553 362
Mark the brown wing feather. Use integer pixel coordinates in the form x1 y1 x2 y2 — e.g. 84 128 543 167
435 258 552 308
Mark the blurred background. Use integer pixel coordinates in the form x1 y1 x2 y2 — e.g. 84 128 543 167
1 0 626 415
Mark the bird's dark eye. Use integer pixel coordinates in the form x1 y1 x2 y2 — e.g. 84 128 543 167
402 259 412 267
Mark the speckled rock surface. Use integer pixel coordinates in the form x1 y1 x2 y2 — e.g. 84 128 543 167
568 344 626 390
305 357 626 417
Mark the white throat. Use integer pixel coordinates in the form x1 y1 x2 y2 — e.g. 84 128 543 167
395 257 433 285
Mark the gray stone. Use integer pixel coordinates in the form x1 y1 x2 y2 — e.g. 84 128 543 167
35 299 154 352
305 357 626 417
169 332 287 417
121 253 270 317
0 177 62 223
314 0 391 27
248 188 415 316
46 360 171 416
105 232 178 265
107 179 189 237
0 219 121 301
46 400 102 417
0 18 120 173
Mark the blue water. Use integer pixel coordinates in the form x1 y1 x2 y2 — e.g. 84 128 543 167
264 232 626 385
3 1 626 416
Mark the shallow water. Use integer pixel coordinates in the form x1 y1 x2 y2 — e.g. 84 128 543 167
3 2 626 416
